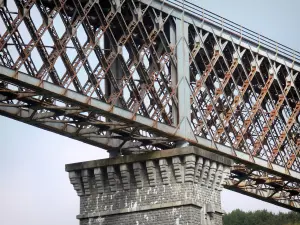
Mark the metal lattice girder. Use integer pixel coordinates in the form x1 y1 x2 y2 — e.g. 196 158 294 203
225 165 300 211
0 0 300 210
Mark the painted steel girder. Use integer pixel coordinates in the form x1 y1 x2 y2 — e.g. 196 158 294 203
225 165 300 211
0 89 174 153
0 0 300 211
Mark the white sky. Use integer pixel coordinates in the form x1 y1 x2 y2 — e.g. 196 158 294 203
0 0 299 225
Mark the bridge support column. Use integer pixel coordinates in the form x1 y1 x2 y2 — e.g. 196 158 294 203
66 146 232 225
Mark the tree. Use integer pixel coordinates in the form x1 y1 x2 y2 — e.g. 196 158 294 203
223 210 300 225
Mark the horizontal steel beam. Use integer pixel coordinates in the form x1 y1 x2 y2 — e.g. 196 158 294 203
226 165 300 211
225 184 300 212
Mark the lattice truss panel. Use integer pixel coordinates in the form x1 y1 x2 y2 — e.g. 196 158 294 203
0 0 180 153
226 165 300 210
188 30 300 170
0 0 300 210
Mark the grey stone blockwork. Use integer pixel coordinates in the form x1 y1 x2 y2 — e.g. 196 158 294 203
66 147 232 225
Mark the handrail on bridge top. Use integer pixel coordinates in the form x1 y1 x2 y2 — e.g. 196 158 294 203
164 0 300 65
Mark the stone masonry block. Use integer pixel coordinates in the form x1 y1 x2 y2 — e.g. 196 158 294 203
146 160 156 187
69 171 84 196
194 156 203 183
201 159 210 186
107 166 118 192
214 164 224 191
133 162 144 189
94 168 105 194
172 157 183 183
184 154 196 182
207 162 217 188
159 158 169 185
119 164 130 190
81 169 92 195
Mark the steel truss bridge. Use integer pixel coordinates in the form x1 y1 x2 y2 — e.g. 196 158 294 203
0 0 300 211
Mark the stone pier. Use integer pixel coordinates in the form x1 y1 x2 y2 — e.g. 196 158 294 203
66 146 232 225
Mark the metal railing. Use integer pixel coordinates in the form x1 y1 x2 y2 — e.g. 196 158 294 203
164 0 300 65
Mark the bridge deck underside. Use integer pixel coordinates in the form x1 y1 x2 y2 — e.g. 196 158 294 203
0 0 299 210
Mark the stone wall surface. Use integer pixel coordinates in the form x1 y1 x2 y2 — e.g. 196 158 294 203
66 146 232 225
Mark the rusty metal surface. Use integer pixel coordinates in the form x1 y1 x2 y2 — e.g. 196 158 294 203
0 0 299 210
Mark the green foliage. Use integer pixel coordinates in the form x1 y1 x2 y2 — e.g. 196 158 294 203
223 209 300 225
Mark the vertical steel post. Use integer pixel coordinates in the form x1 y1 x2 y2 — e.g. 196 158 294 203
170 20 178 126
176 15 191 146
104 35 123 106
104 34 123 157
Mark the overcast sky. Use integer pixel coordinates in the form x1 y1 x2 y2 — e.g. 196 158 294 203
0 0 299 225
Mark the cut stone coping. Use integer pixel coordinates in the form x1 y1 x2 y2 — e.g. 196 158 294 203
66 146 232 172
